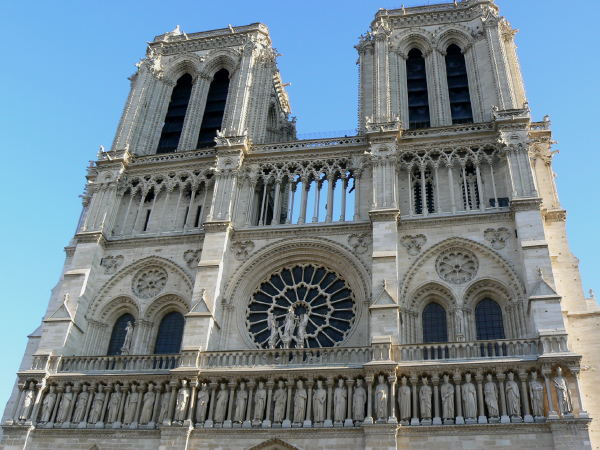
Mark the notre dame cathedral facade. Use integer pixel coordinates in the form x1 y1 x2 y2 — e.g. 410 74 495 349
2 1 599 449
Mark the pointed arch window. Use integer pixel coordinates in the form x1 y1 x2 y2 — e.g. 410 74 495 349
197 69 230 148
107 313 135 355
412 166 435 214
157 74 193 154
154 311 185 354
460 162 480 210
475 298 505 340
406 48 430 129
445 44 473 124
422 302 448 343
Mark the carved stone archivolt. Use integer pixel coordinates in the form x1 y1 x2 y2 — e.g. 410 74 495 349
484 227 510 250
400 234 427 256
435 248 478 285
348 233 371 255
100 255 124 274
183 249 202 269
132 266 168 298
231 240 255 260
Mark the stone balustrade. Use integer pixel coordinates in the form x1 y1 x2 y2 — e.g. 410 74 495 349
7 360 587 431
57 354 180 373
397 338 540 362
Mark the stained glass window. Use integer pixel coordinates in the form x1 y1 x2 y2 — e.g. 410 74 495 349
475 298 505 340
154 312 185 354
422 302 448 343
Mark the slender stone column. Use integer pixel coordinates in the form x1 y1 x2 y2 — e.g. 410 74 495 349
98 383 111 428
326 174 335 222
244 380 255 428
325 377 334 427
432 374 442 425
10 382 25 424
476 374 487 424
453 374 464 424
185 381 198 427
29 381 46 425
339 176 347 221
496 373 509 424
263 379 274 428
518 371 533 423
312 179 321 223
353 170 362 221
304 379 314 428
542 367 558 419
83 384 95 426
345 378 354 427
447 164 456 213
388 375 397 424
298 177 309 224
283 378 293 428
151 383 162 426
364 375 374 425
410 376 419 426
569 367 589 418
475 164 485 211
272 180 282 225
166 382 178 426
64 383 80 427
224 381 236 428
205 382 218 428
50 386 63 425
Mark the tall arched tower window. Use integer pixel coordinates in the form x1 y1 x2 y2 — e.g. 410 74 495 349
412 166 435 214
156 74 193 154
475 298 505 340
154 311 185 354
406 49 430 129
445 44 473 124
197 69 230 148
107 313 135 355
422 302 448 343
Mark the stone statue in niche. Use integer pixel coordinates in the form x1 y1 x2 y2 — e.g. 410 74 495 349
234 382 248 423
106 385 122 423
313 380 327 423
267 312 279 349
353 378 366 422
272 380 287 423
419 377 432 420
281 308 296 349
454 309 464 336
18 381 36 422
553 367 573 415
214 382 229 423
173 380 190 424
120 321 134 355
195 383 210 423
56 385 74 423
123 384 140 425
461 374 477 420
505 372 521 418
441 375 454 421
253 381 267 422
39 385 57 424
139 383 156 425
397 376 411 421
72 384 90 424
375 375 388 421
333 378 347 423
529 371 545 418
158 388 170 424
294 314 309 349
293 380 307 423
483 374 499 417
88 385 105 424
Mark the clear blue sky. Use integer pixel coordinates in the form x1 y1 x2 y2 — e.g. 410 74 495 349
0 0 598 412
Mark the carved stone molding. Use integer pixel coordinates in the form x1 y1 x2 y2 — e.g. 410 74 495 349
132 266 168 299
400 234 427 256
183 250 202 269
435 248 478 285
100 255 124 274
231 240 255 260
348 233 372 255
483 228 510 250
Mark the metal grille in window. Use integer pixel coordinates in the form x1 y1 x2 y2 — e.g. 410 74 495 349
157 74 193 154
107 313 135 355
422 302 448 343
246 264 356 349
406 48 430 129
475 298 505 340
445 44 473 124
154 312 185 354
412 166 435 214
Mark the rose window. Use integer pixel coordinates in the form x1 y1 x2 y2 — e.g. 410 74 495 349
246 264 356 349
436 249 478 284
132 266 168 298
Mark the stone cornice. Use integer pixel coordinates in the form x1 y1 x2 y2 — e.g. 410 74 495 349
510 197 542 212
398 210 512 230
233 221 371 240
543 208 567 223
103 232 204 250
74 231 107 246
370 209 400 222
203 220 232 233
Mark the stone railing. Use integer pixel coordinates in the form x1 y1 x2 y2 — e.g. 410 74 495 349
401 122 494 138
57 354 180 373
397 338 540 362
198 346 373 369
253 136 366 154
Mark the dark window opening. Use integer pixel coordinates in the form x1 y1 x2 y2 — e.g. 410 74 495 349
194 206 202 228
107 313 135 355
412 167 435 214
406 49 430 129
461 163 480 210
197 69 230 148
489 197 509 208
143 209 151 231
154 312 185 354
445 44 473 124
422 302 448 343
475 298 505 340
157 74 193 154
